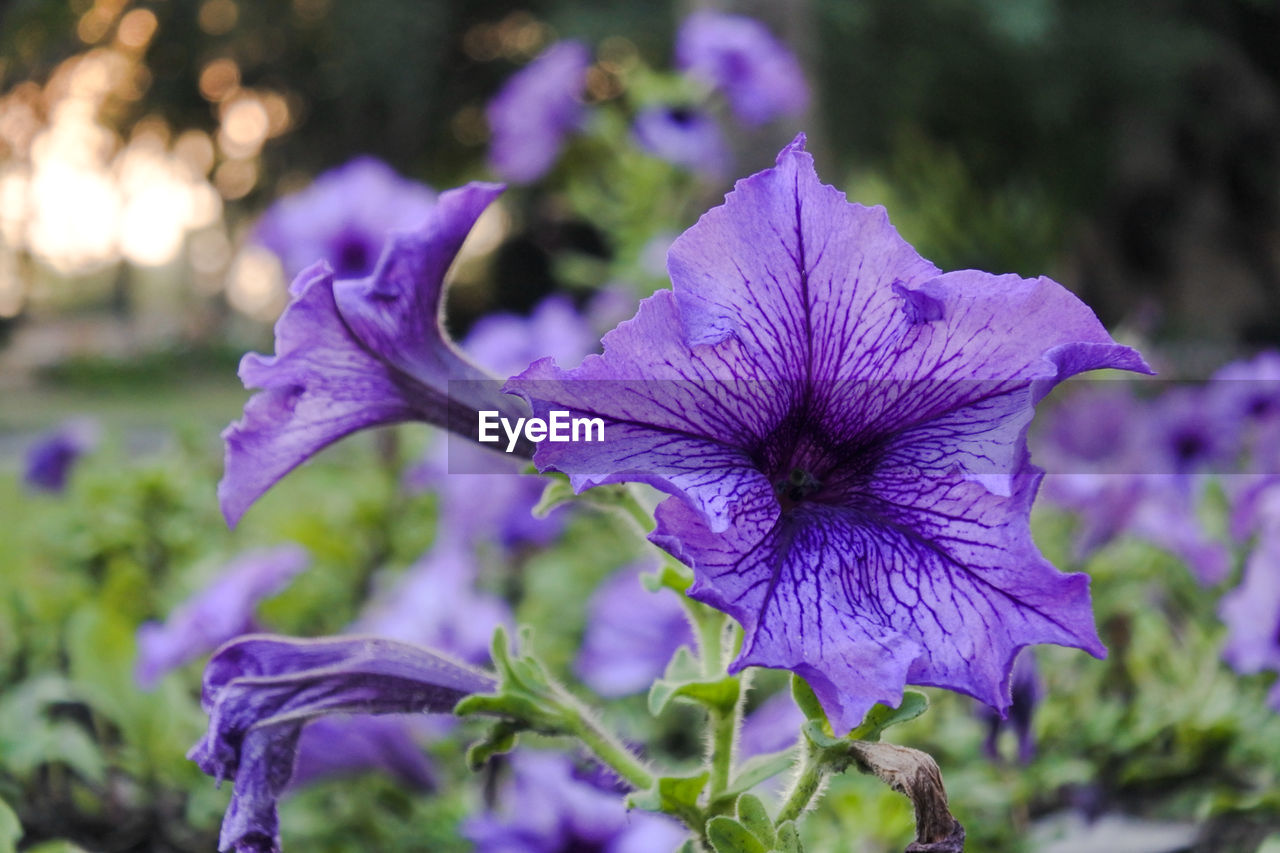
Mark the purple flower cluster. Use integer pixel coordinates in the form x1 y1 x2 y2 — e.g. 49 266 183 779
484 12 808 182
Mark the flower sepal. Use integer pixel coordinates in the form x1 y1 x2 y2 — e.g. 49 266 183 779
791 674 929 747
627 771 708 831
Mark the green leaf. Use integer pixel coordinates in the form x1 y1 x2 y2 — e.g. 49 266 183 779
848 691 929 742
641 561 693 594
775 821 804 853
0 797 21 853
706 816 768 853
735 794 775 847
649 674 740 716
532 475 576 518
711 750 796 808
790 674 826 722
627 772 708 827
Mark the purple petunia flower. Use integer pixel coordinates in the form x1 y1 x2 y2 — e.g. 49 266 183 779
976 649 1042 764
23 419 98 493
631 106 729 178
675 12 809 127
189 635 494 853
135 545 309 689
1212 351 1280 473
289 715 435 792
255 157 437 280
509 136 1150 733
487 41 590 184
462 751 687 853
1219 518 1280 712
575 563 694 697
219 182 528 527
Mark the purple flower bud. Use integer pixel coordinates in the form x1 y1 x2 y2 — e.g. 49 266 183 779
189 635 494 852
254 157 436 280
135 545 310 689
487 41 590 183
676 12 809 126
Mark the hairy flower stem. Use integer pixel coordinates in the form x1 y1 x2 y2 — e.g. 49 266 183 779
568 705 656 792
776 741 825 825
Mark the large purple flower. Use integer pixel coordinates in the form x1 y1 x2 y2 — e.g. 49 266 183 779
675 12 809 127
135 545 310 689
575 563 694 697
487 41 590 184
510 137 1150 733
189 635 494 852
254 157 436 279
23 419 98 493
220 182 526 527
462 751 687 853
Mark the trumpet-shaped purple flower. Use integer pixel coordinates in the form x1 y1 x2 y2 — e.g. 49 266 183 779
254 157 436 279
135 545 309 689
510 137 1149 733
462 751 687 853
189 635 494 853
575 563 694 697
676 12 809 127
487 41 590 183
632 106 729 178
23 419 98 493
220 182 526 527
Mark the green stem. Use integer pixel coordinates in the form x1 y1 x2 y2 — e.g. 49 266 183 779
696 607 725 677
776 743 825 825
568 702 655 792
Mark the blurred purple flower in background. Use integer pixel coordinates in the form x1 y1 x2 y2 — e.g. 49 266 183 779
632 106 729 178
738 691 805 760
575 564 693 697
977 649 1042 764
511 136 1150 733
1220 511 1280 712
255 157 436 279
23 418 98 493
220 183 527 527
676 11 809 126
190 635 494 853
487 41 590 183
135 545 309 689
462 751 687 853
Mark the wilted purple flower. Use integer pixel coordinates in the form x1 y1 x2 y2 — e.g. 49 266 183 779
575 564 693 697
255 157 436 280
23 419 98 493
510 136 1150 733
289 715 435 791
487 41 590 183
1219 520 1280 712
977 649 1042 763
463 751 687 853
189 635 494 853
220 182 527 527
632 106 729 178
676 12 809 126
135 545 309 689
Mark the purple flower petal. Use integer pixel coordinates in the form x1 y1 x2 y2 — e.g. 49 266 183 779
676 12 809 126
486 41 590 183
219 182 526 527
509 137 1150 733
135 545 309 690
575 563 694 697
254 157 436 279
1220 522 1280 678
189 634 494 853
632 106 729 178
289 715 435 791
23 419 98 493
